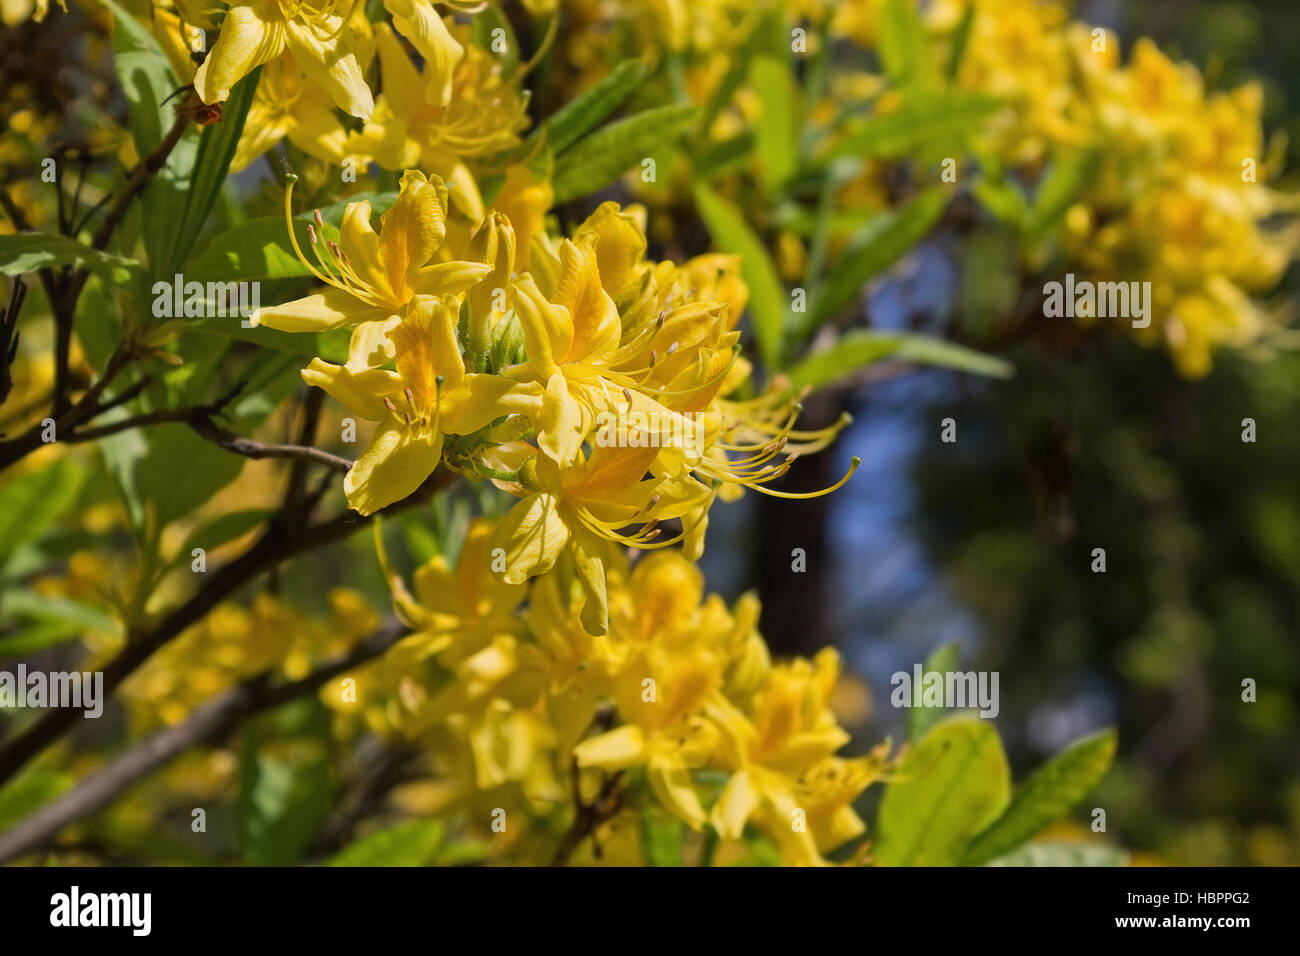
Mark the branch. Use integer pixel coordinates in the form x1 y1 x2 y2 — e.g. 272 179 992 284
0 468 457 786
0 618 410 864
188 412 353 473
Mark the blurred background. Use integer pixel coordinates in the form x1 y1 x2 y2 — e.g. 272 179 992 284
690 0 1300 867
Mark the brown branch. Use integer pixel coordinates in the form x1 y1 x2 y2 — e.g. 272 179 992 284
551 705 622 866
0 468 457 787
0 618 410 864
50 102 194 414
188 412 353 473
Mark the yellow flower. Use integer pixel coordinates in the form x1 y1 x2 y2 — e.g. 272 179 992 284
487 443 713 633
388 519 527 661
251 169 489 333
193 0 374 120
302 295 544 515
347 23 531 220
507 236 624 466
707 649 890 865
230 54 351 172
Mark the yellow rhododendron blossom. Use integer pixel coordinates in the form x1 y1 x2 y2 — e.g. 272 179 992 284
251 169 489 333
193 0 374 119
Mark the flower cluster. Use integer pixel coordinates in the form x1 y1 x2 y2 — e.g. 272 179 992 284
318 520 889 866
928 0 1298 376
252 168 856 634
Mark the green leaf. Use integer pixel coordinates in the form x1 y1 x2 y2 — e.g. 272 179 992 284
0 622 83 659
907 641 962 741
693 130 756 181
1 590 117 634
878 0 931 93
984 842 1127 867
103 0 201 278
182 192 398 282
0 234 143 285
326 820 445 867
238 744 333 867
165 68 261 276
104 0 179 158
0 767 72 832
961 728 1118 866
1026 149 1101 241
551 104 698 205
972 177 1029 229
532 58 649 156
788 329 1012 389
100 421 245 530
946 2 977 80
0 458 85 565
810 188 948 328
640 808 685 867
824 93 1001 162
875 718 1011 866
749 55 799 189
693 182 787 371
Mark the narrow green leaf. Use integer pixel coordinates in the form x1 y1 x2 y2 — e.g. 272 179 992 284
879 0 931 93
532 58 649 156
182 192 397 282
326 820 445 867
0 458 85 564
0 234 143 285
693 182 787 371
946 3 977 80
551 104 698 204
1026 149 1101 240
166 68 261 276
1 590 117 634
875 718 1010 866
810 188 948 328
0 620 87 659
972 177 1029 230
749 55 799 189
692 130 756 181
908 641 962 741
104 0 178 157
824 93 1001 162
961 728 1118 866
788 330 1012 389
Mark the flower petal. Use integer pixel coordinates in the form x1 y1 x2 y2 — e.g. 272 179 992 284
250 286 389 332
283 15 373 120
302 358 400 422
573 725 646 771
711 769 761 840
344 421 443 515
383 0 464 107
193 0 286 105
489 493 569 584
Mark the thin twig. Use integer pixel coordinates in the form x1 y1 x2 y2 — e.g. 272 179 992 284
0 468 457 787
0 618 410 864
